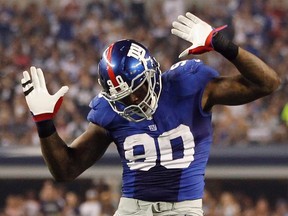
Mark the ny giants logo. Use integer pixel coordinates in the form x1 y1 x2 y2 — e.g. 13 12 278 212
127 43 146 61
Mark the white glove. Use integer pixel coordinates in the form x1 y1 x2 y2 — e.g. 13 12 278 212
21 66 69 122
171 12 226 58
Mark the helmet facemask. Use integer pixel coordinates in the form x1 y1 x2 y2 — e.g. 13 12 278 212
103 67 162 122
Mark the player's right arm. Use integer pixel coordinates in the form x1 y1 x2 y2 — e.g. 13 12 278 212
40 122 112 181
21 67 112 181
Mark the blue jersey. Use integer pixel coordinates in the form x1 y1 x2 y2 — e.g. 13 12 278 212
87 59 219 202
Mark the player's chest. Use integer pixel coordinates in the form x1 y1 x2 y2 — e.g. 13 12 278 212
115 120 195 171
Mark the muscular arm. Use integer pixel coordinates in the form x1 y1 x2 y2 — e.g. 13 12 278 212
171 12 280 111
40 122 112 181
202 47 281 111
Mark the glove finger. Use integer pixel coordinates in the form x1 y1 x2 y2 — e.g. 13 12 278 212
21 71 31 85
30 66 40 90
178 14 196 28
185 12 201 24
54 86 69 99
22 71 33 94
172 21 191 34
37 68 48 91
171 28 190 42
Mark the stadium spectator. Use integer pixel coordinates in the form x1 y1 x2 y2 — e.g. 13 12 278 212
218 191 241 216
3 194 24 216
62 191 80 216
254 196 271 216
39 180 64 215
23 190 40 216
79 188 102 216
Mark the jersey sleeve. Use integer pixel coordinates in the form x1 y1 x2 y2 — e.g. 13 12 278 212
164 59 219 97
87 94 117 128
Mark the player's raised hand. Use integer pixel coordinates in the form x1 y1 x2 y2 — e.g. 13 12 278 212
171 12 226 58
21 66 69 122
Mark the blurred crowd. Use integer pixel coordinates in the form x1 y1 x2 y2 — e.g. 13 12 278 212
203 189 288 216
0 178 118 216
1 178 288 216
0 0 288 147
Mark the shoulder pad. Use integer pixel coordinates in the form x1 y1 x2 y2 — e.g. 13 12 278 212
87 93 117 128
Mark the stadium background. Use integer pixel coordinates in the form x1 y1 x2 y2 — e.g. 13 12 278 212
0 0 288 215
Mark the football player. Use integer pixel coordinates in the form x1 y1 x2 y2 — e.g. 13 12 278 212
21 13 280 215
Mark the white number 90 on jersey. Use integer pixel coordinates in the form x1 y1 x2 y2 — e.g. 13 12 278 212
124 124 195 171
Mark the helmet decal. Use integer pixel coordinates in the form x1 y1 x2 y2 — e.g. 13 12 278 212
104 43 119 88
127 43 146 63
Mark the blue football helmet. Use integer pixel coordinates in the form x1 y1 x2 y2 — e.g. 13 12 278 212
98 39 162 122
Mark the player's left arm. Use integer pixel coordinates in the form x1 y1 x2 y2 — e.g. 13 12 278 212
171 12 281 111
201 47 280 111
